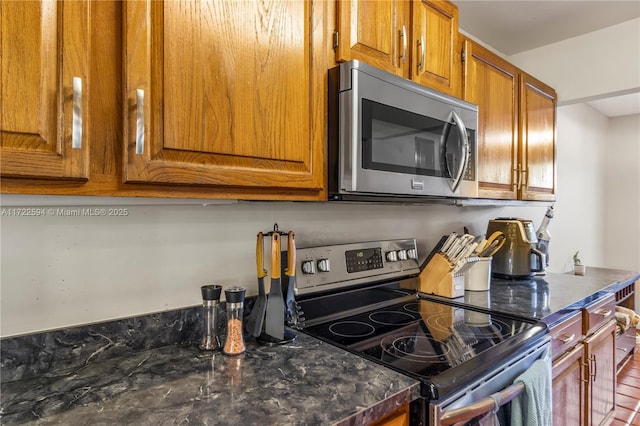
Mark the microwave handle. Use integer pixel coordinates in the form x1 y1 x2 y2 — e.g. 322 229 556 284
446 110 470 192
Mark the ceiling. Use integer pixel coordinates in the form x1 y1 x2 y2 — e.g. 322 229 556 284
454 1 640 56
453 1 640 117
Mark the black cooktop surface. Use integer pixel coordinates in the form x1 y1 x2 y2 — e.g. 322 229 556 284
299 281 547 399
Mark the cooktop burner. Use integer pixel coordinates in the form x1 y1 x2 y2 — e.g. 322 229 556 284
328 321 375 338
369 310 416 326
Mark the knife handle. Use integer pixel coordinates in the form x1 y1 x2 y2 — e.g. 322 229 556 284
286 231 296 277
271 233 281 279
256 232 267 279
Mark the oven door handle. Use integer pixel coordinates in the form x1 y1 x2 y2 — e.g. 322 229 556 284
439 381 525 425
442 110 469 193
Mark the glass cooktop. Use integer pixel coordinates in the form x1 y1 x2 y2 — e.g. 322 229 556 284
299 281 547 399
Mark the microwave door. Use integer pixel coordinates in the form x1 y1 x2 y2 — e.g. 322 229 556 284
441 111 470 192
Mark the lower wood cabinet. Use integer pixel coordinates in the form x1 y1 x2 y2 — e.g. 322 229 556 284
371 404 409 426
551 292 618 426
552 343 586 426
583 320 616 426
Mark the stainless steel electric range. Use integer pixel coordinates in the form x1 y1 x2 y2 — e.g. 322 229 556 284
289 239 550 426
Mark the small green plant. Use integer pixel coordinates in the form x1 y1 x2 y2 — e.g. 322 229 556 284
573 251 582 266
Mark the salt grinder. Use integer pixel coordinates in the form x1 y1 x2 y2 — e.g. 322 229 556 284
199 284 222 351
223 287 246 355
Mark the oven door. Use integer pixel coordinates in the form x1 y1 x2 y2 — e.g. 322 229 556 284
337 61 478 199
430 339 550 426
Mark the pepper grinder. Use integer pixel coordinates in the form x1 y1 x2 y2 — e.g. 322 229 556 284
223 287 246 355
199 284 222 351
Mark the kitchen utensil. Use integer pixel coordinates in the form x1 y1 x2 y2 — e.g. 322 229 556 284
284 231 305 330
246 232 268 337
441 233 458 253
479 232 505 257
265 232 284 340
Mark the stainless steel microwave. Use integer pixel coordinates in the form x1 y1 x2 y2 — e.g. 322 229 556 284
328 60 478 202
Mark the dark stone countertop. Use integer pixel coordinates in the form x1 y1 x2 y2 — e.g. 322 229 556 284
436 267 640 327
0 332 420 425
2 267 636 425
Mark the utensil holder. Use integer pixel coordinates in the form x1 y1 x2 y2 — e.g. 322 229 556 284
464 257 492 291
418 253 465 298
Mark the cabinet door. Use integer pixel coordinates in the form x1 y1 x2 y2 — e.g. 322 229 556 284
1 0 90 180
411 0 459 96
371 404 409 426
335 0 406 76
584 320 616 426
552 343 586 426
519 73 557 201
462 39 519 199
123 0 324 196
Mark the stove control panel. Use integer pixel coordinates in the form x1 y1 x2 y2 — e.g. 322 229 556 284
293 239 420 295
345 248 383 273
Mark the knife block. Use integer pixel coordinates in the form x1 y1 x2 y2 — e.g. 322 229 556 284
418 253 464 298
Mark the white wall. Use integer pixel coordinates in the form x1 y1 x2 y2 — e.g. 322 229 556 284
553 104 608 271
604 113 640 271
508 18 640 103
2 201 556 337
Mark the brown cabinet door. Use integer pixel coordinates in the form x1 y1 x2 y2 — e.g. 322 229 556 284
519 73 557 201
552 343 586 426
411 0 459 96
123 0 324 195
462 39 519 199
1 0 90 180
584 320 616 426
335 0 406 76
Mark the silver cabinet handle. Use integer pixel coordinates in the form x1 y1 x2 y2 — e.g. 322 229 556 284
595 309 612 318
72 77 82 149
417 35 426 72
135 89 145 155
399 25 407 64
557 334 575 344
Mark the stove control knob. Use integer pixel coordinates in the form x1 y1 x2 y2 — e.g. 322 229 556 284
397 249 408 261
385 251 398 262
301 260 316 274
406 248 417 260
317 258 331 273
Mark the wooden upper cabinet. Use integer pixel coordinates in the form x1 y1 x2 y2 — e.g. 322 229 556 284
335 0 406 76
462 38 519 199
411 0 460 96
123 0 325 195
0 0 90 180
520 73 557 201
335 0 460 95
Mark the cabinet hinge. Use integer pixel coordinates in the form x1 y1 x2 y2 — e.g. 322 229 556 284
333 31 339 49
461 49 466 63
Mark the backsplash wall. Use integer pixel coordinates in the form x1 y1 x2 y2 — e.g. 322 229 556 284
2 201 552 337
